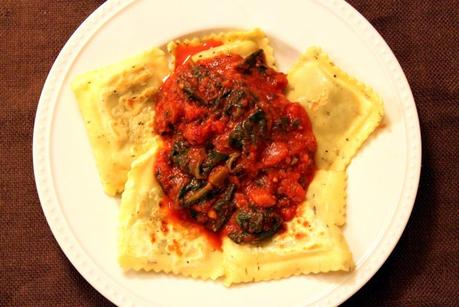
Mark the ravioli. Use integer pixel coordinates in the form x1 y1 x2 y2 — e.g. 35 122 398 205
287 47 384 170
119 142 223 279
168 28 276 68
222 171 352 285
72 31 384 285
72 48 169 195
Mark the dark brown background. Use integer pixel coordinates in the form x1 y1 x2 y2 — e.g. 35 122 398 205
1 0 458 306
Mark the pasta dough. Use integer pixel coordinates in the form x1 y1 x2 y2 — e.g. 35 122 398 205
287 47 384 170
72 48 169 195
222 170 353 285
168 28 276 68
118 142 224 279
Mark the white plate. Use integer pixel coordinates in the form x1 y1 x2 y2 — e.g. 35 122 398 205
33 0 421 306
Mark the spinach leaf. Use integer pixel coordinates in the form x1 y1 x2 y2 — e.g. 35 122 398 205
182 86 206 105
206 184 236 232
236 49 268 74
229 207 282 244
229 109 267 149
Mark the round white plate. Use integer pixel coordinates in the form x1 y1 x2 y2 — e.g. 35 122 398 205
33 0 421 306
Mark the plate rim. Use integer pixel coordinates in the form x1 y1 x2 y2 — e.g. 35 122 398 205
33 0 422 306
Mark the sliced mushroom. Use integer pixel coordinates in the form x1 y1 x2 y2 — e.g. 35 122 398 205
183 183 213 207
201 150 228 176
226 152 241 173
208 166 230 187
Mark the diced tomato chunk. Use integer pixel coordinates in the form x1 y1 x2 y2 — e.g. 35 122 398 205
280 206 297 221
278 178 305 202
247 186 276 207
262 142 289 167
182 121 212 145
183 102 206 122
234 193 249 209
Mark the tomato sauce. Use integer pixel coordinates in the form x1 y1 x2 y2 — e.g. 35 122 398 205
154 42 316 246
174 40 223 66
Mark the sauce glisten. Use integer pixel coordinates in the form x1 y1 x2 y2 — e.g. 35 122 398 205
154 42 317 247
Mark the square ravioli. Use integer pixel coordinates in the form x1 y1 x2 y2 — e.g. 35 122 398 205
118 142 224 279
72 48 169 195
287 47 384 171
221 170 353 285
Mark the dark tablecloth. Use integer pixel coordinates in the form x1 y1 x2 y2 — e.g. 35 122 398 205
1 1 457 306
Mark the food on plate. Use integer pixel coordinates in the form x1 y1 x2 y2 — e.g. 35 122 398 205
118 143 224 278
167 28 276 68
72 48 169 195
73 29 384 285
287 47 384 170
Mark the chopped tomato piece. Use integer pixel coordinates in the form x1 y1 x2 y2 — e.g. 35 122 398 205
280 206 297 221
247 186 276 207
262 142 289 167
278 178 305 202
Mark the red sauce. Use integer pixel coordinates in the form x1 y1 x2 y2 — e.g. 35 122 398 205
154 43 316 247
174 40 223 66
160 197 223 249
